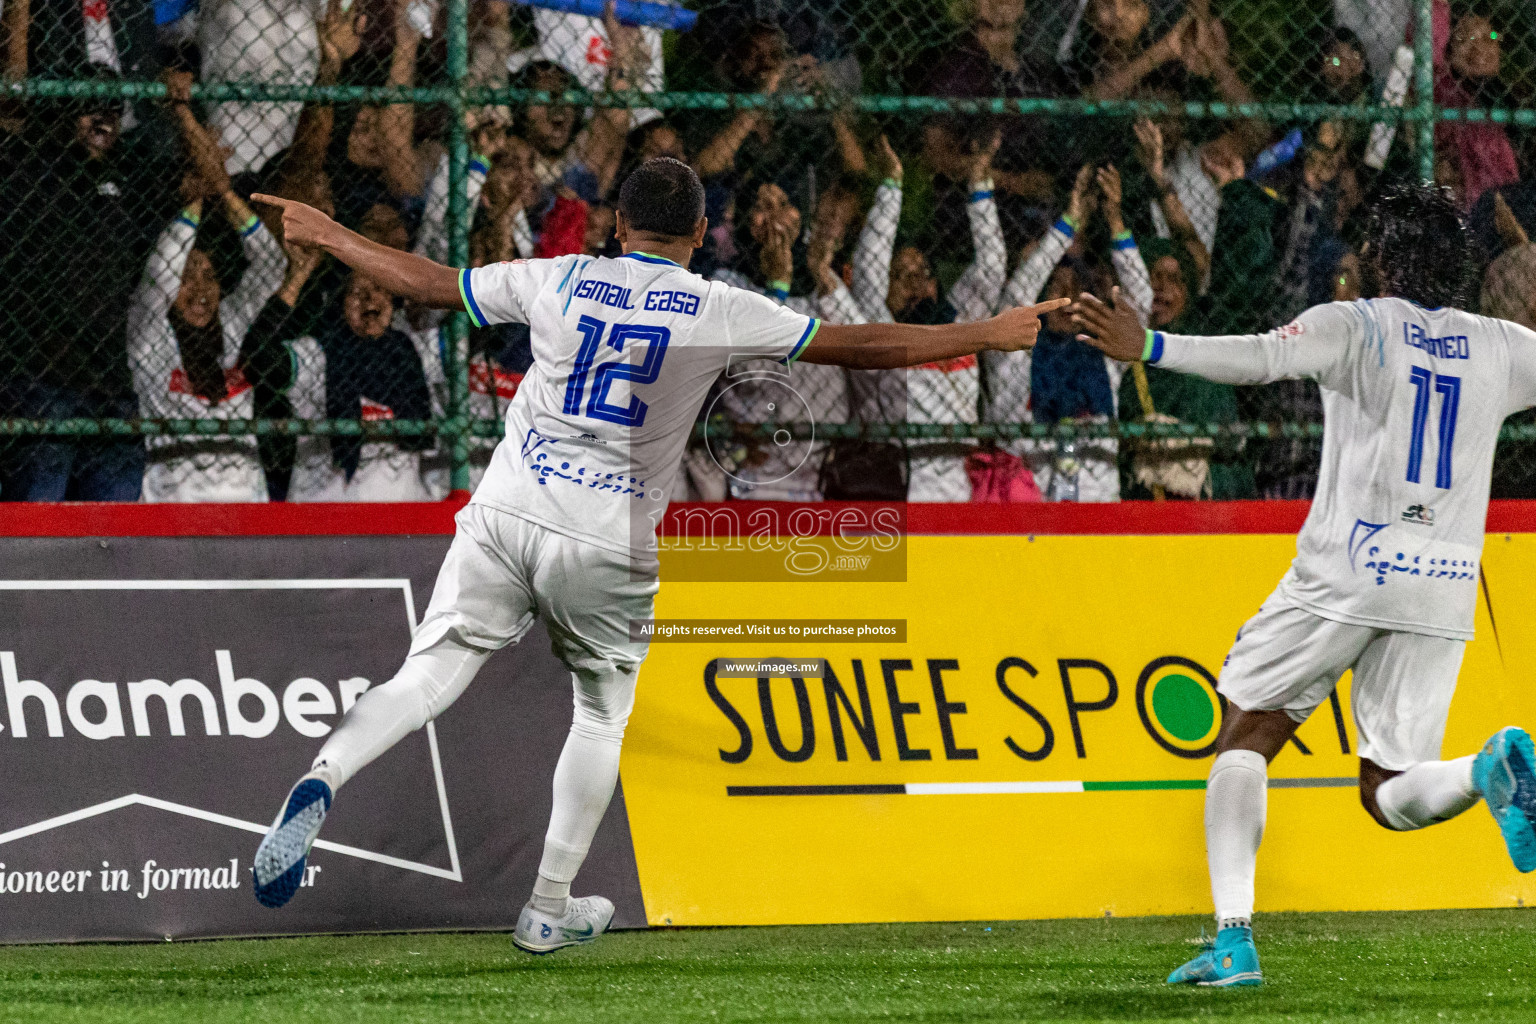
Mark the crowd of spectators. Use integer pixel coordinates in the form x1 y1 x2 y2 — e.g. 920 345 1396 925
1 0 1534 504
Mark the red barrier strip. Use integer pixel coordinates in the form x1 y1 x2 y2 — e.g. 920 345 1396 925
0 498 473 537
4 499 1536 538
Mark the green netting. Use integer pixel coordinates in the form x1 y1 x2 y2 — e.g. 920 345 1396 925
1 0 1534 502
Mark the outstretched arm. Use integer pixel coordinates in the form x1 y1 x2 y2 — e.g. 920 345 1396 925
800 300 1068 370
253 194 463 309
1072 288 1352 387
1098 165 1152 325
416 148 489 264
580 2 648 198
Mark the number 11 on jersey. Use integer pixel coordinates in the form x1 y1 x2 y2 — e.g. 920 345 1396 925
1406 367 1460 489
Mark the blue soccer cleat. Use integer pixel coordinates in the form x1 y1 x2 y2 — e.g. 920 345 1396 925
252 776 332 908
1167 925 1263 987
1472 726 1536 873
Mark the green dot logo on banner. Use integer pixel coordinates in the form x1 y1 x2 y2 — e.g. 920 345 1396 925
1135 656 1224 759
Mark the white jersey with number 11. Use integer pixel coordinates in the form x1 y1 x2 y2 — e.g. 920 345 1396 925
1149 297 1536 640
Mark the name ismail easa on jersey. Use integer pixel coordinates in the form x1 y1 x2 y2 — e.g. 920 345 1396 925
0 650 371 740
570 278 702 317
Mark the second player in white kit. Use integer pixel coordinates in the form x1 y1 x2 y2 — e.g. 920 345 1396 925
1157 293 1522 768
1073 185 1536 987
245 158 1066 950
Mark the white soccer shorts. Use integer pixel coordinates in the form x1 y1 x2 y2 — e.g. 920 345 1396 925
1218 591 1466 771
410 503 658 678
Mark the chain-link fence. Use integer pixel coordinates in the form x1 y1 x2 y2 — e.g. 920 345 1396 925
1 0 1534 503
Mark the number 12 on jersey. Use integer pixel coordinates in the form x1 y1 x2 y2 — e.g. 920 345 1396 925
1406 367 1460 489
562 314 671 428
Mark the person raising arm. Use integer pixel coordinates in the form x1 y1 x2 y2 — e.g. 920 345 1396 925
245 159 1066 953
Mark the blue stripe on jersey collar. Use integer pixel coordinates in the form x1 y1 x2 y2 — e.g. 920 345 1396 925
621 251 682 267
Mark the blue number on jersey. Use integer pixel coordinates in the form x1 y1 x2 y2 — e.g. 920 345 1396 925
563 315 607 415
560 316 671 428
1406 367 1460 489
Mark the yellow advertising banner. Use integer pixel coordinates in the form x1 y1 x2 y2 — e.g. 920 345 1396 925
621 531 1536 925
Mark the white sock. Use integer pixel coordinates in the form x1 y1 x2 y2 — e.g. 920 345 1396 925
1206 749 1268 928
1375 756 1479 830
530 874 570 916
310 633 490 792
530 667 637 917
532 726 623 916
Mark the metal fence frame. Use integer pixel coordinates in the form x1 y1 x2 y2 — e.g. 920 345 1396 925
9 0 1536 492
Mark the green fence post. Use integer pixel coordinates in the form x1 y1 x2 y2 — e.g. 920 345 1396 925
1415 0 1436 183
445 0 472 495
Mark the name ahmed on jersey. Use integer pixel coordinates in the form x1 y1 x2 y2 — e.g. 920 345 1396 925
1404 322 1470 360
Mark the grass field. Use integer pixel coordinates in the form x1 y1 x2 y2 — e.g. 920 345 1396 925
0 910 1533 1023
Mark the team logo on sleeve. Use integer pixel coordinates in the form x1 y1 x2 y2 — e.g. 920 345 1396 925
1401 504 1435 526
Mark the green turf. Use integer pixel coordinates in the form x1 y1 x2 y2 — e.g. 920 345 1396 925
0 910 1533 1022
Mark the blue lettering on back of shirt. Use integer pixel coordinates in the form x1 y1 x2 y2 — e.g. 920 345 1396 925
574 279 636 311
1403 323 1469 360
644 289 700 317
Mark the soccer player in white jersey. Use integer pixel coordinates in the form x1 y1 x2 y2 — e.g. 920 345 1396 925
247 159 1066 951
1073 184 1536 987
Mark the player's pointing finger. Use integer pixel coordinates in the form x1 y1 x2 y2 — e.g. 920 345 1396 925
250 194 289 209
1020 297 1072 318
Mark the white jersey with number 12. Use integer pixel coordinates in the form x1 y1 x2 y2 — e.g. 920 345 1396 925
458 253 820 556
